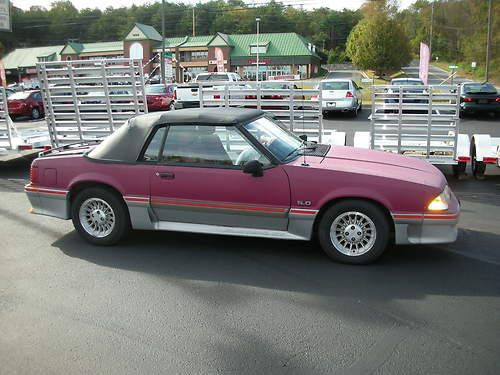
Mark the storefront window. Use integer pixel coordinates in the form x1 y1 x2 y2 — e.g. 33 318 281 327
266 65 292 79
297 65 307 78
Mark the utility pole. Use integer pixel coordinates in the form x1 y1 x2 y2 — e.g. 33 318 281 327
485 0 492 81
429 2 434 57
192 8 195 37
161 0 165 84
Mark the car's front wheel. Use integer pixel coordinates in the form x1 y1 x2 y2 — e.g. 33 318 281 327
317 200 389 264
71 187 130 245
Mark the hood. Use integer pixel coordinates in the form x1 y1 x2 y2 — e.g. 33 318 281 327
303 145 446 189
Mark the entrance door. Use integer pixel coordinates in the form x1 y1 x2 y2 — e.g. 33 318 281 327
144 124 291 230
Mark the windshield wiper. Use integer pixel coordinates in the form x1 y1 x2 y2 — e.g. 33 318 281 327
282 141 317 162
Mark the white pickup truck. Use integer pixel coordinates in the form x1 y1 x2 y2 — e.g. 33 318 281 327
173 72 243 109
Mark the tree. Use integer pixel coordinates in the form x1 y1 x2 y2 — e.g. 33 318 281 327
346 5 411 76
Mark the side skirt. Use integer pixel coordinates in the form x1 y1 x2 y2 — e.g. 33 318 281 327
155 221 308 240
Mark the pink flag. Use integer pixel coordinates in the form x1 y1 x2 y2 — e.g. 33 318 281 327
419 42 430 85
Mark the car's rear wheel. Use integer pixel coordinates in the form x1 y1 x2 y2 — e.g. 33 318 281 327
471 142 486 180
71 187 130 245
169 101 175 111
317 200 389 264
31 107 41 120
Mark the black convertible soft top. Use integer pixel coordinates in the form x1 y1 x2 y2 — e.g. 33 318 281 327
87 108 264 163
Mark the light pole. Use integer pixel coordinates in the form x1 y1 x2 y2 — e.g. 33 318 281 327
256 17 260 82
161 0 165 83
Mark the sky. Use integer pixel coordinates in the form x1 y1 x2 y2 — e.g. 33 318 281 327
11 0 417 12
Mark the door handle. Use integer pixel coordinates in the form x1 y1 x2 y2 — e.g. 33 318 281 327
155 172 175 179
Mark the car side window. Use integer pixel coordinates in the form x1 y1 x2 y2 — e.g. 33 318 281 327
142 127 166 162
32 92 42 100
160 125 271 168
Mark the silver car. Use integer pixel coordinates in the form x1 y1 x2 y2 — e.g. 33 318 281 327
319 79 363 117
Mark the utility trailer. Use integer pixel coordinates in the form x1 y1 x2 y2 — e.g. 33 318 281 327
197 81 346 146
37 59 147 147
470 134 500 179
0 87 50 163
354 84 470 177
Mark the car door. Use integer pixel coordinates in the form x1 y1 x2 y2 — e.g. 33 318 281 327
352 81 362 106
144 124 291 231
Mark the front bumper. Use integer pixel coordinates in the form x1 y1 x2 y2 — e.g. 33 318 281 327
25 184 70 219
393 213 459 245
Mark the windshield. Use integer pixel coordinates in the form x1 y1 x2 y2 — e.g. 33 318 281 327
463 83 497 94
391 79 424 86
145 85 167 94
321 81 350 90
243 116 303 162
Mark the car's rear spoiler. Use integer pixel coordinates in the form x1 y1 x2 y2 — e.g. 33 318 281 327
38 140 102 157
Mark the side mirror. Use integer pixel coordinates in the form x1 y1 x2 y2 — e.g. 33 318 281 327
299 134 308 142
243 160 263 177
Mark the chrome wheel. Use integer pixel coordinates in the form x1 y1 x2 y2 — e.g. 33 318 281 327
330 211 376 256
78 198 115 238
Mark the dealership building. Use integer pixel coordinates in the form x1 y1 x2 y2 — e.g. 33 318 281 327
1 23 321 83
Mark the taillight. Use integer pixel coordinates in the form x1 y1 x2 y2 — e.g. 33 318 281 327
42 145 51 150
18 145 33 151
30 165 39 183
483 157 498 163
214 95 221 99
463 97 473 102
346 91 354 98
496 97 500 102
173 89 177 100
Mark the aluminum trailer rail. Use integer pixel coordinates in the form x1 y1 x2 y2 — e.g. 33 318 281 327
37 59 148 147
196 81 345 146
354 84 470 176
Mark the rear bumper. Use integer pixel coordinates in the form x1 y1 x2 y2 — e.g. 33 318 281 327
25 184 70 219
322 99 357 111
8 107 30 116
174 101 200 110
461 103 500 112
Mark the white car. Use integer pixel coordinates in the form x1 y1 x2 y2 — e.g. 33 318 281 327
318 79 363 117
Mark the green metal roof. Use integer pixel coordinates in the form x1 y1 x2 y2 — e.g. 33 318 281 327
154 36 188 50
180 35 215 48
227 32 319 58
134 23 162 41
2 45 64 69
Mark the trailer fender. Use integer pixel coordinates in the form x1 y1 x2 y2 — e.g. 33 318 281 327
472 134 496 161
353 131 370 149
456 133 470 162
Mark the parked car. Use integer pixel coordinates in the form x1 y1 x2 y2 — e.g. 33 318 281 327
145 83 175 111
25 108 459 264
244 81 305 110
174 72 242 109
318 79 362 117
7 90 44 120
459 82 499 117
387 78 427 105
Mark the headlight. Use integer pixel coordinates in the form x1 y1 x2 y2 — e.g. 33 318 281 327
428 185 451 211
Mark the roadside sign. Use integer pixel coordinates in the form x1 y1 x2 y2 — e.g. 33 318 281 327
448 65 458 69
0 0 11 32
471 61 477 68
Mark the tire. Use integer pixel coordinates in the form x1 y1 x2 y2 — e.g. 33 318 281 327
169 101 175 111
31 107 41 120
452 161 467 179
71 187 130 245
471 142 486 180
317 200 389 264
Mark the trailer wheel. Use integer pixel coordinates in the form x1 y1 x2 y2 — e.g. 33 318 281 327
471 143 486 180
452 162 467 179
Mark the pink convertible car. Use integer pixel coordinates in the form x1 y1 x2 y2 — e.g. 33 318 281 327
25 108 459 264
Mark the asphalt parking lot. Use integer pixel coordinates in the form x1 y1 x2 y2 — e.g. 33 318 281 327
1 113 500 374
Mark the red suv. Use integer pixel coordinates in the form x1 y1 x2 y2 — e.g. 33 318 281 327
8 90 44 120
